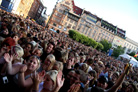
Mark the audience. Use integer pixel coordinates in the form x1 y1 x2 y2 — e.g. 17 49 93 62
0 9 138 92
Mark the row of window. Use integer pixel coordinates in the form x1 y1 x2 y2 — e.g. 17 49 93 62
124 43 137 51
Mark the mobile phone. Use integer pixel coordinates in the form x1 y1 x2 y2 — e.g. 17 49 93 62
3 76 8 84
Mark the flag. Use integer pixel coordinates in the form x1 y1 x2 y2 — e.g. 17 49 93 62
134 54 138 57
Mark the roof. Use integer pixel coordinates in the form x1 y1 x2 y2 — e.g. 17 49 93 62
72 0 83 16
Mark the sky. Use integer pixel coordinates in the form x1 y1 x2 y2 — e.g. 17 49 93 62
43 0 138 43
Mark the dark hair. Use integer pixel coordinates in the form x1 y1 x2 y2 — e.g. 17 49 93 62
75 69 87 84
87 58 94 65
91 86 104 92
98 75 108 84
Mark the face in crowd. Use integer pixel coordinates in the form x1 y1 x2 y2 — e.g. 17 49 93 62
46 43 54 54
27 56 40 72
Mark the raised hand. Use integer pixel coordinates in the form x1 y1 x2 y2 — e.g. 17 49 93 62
31 71 45 85
4 53 13 63
56 71 65 88
19 64 27 73
53 71 65 92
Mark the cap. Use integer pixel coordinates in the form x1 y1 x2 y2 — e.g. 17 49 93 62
46 70 58 89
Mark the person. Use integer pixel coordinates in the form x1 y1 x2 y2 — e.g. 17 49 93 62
63 55 75 77
38 54 55 72
89 70 97 87
125 83 137 92
5 55 40 92
31 70 65 92
11 33 20 45
0 37 15 58
52 61 63 71
41 42 55 62
87 63 132 92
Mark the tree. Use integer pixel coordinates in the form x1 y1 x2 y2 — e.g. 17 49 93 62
96 43 104 51
112 46 125 58
100 39 112 52
128 51 136 56
68 30 101 49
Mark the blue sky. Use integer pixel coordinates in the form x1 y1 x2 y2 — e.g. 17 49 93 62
44 0 138 43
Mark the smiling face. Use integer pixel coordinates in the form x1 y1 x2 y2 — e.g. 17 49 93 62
27 57 39 71
46 43 54 54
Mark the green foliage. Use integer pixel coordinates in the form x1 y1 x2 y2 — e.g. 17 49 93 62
68 30 103 50
96 43 104 51
128 51 136 56
100 39 112 52
134 57 138 61
112 46 125 58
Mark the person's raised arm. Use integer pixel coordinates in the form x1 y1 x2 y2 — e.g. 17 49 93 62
106 64 131 92
18 65 33 87
4 53 21 75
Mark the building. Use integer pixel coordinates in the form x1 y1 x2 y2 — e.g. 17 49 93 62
48 0 138 53
0 0 2 5
12 0 21 13
28 0 40 19
48 0 83 33
15 0 34 18
0 0 16 12
123 37 138 54
37 6 48 26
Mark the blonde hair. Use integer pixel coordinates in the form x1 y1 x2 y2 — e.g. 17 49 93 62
28 55 40 70
53 61 63 71
61 50 68 63
11 45 24 63
46 54 56 71
81 63 89 73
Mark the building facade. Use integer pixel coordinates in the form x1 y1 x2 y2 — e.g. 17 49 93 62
48 0 82 34
48 0 126 42
0 0 16 12
48 0 138 53
15 0 34 18
28 0 40 19
0 0 2 5
123 37 138 54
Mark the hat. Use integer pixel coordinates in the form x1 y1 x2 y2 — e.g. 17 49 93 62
46 70 58 89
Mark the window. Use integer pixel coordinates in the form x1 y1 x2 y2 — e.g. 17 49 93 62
55 13 62 17
67 18 70 21
95 27 98 30
58 25 62 29
65 22 67 26
70 19 73 23
53 23 56 26
67 24 71 28
72 26 76 29
92 30 96 38
64 27 67 31
85 27 89 34
74 21 77 25
53 18 60 22
58 9 63 13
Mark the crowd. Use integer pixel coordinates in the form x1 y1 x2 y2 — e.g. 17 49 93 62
0 8 138 92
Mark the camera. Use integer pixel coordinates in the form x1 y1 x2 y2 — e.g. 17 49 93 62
3 76 8 84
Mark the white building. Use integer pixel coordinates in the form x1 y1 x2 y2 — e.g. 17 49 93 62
123 37 138 54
